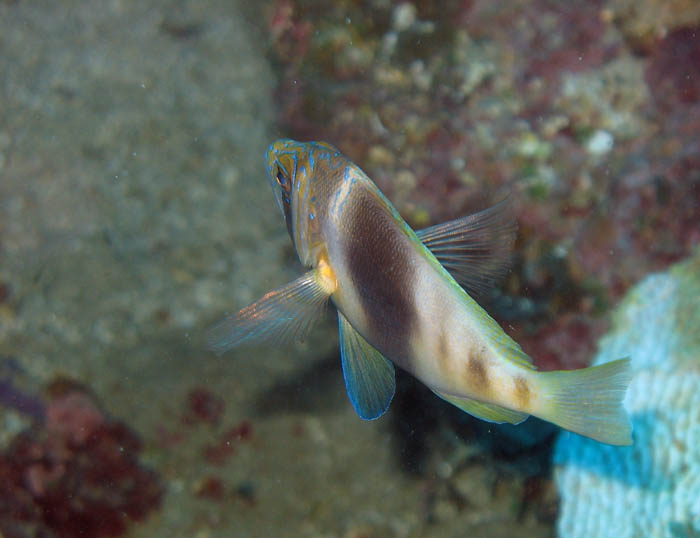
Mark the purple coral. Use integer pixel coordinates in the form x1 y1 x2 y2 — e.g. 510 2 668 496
0 380 163 538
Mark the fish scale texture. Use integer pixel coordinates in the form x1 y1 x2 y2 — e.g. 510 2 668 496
554 250 700 538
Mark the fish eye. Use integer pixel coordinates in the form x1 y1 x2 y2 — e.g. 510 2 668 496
276 168 289 188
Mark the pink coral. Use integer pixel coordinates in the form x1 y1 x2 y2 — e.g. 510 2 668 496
0 381 163 538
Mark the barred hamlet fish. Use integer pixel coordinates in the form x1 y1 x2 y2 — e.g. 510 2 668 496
208 139 632 445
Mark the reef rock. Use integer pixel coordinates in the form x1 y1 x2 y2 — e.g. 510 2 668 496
554 249 700 538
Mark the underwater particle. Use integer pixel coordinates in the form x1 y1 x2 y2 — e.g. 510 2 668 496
202 420 252 466
554 249 700 538
203 439 235 466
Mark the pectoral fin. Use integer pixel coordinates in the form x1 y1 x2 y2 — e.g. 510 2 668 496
338 312 395 420
433 390 528 425
417 197 517 295
206 269 331 354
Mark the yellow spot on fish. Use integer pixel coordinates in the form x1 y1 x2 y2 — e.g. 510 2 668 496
317 256 338 295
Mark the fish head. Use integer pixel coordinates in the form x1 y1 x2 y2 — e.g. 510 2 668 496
265 138 343 265
266 139 297 237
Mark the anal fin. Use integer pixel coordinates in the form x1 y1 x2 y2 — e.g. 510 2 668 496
433 390 529 425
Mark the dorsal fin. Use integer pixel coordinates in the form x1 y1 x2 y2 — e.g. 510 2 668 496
417 197 517 295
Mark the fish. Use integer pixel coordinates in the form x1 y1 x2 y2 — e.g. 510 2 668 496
207 138 633 446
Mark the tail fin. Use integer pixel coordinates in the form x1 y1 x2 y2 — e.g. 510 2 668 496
536 358 632 445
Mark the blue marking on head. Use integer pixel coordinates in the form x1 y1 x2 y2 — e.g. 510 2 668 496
331 177 344 212
330 167 357 216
